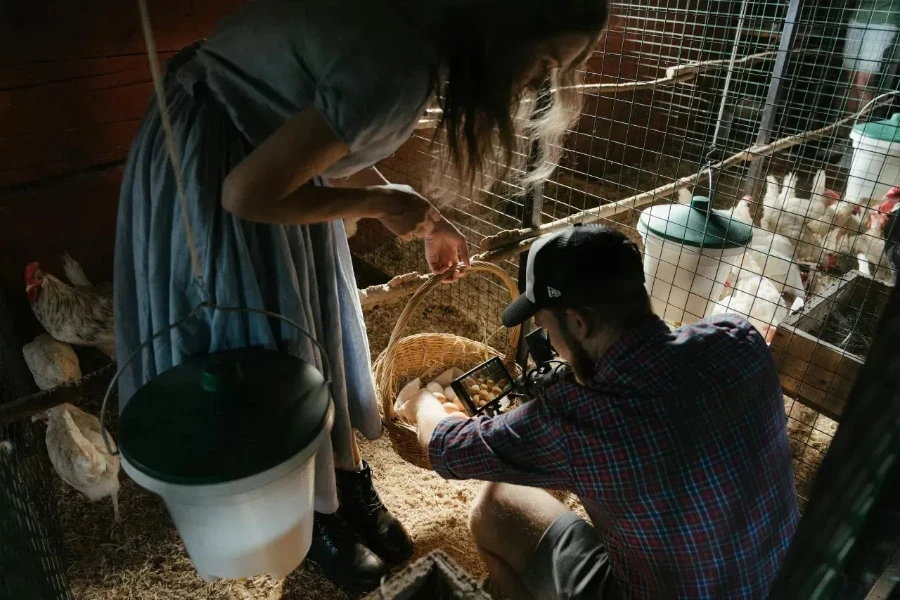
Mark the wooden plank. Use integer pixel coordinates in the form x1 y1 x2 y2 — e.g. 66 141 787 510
778 372 802 400
0 0 248 64
0 0 248 186
791 276 854 332
0 120 141 186
0 57 154 184
772 271 889 422
774 325 863 420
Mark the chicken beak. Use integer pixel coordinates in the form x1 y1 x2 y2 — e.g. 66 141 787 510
25 283 37 294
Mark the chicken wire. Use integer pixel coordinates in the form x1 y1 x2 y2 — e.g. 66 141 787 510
0 291 72 600
0 421 73 600
359 0 900 511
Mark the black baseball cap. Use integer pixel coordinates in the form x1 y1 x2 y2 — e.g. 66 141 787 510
502 225 646 327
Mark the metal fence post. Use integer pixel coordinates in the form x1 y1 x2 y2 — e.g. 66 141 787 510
515 90 551 370
744 0 804 197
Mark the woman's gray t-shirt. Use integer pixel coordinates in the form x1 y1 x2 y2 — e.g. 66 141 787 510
192 0 438 178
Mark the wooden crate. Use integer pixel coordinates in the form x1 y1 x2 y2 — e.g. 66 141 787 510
770 271 892 421
363 551 492 600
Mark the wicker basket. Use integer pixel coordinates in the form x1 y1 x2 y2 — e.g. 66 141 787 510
374 261 522 470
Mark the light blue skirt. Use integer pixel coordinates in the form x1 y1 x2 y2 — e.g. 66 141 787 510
114 43 383 513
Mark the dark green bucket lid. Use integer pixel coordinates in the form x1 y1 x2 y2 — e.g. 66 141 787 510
119 347 331 486
852 113 900 143
638 196 752 249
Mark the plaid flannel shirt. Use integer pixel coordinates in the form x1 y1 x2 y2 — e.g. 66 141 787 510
429 315 799 599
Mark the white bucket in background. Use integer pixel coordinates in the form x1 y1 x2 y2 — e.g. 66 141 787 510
639 231 746 325
846 114 900 204
121 405 333 582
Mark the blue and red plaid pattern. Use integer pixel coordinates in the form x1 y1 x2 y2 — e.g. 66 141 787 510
429 314 799 599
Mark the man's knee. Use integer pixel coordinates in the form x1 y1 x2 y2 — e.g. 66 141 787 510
469 482 506 550
468 482 570 561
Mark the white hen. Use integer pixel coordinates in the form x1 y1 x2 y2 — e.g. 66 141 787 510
821 193 900 283
761 171 836 262
723 196 806 304
34 403 121 523
711 264 789 343
22 334 82 391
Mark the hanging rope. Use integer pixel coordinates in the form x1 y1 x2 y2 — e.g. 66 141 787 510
136 0 207 299
97 0 334 455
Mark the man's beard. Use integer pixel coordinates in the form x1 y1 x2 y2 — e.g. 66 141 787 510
556 323 595 384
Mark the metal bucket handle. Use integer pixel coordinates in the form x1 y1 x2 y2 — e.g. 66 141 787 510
99 301 333 456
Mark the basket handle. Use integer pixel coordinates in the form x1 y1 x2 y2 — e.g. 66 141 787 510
376 261 522 423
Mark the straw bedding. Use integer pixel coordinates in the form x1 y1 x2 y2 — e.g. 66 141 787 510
60 299 583 599
57 298 828 598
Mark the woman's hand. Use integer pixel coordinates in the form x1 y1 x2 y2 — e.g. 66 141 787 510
424 218 470 282
375 184 470 281
376 184 441 240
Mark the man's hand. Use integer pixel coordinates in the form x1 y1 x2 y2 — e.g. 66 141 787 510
404 389 467 448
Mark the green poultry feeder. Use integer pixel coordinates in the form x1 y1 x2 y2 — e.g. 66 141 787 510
637 195 752 325
117 346 333 582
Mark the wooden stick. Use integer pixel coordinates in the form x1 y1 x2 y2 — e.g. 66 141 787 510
358 272 434 307
479 99 895 252
0 364 116 425
420 49 781 125
572 50 779 94
359 98 893 308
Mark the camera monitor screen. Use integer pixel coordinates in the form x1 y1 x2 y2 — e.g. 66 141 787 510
450 357 514 417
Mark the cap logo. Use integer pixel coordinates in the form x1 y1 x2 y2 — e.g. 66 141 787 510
547 286 562 298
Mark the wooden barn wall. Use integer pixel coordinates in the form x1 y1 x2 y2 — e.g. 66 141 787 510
0 0 728 340
0 0 248 340
571 0 731 178
383 0 726 187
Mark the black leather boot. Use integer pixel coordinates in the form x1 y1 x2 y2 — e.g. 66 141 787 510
336 461 415 564
306 511 387 593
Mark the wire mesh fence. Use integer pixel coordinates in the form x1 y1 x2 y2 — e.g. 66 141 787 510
0 421 73 600
1 1 899 598
360 0 900 512
0 292 72 600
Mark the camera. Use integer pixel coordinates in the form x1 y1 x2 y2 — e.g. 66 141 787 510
450 328 572 416
520 329 572 400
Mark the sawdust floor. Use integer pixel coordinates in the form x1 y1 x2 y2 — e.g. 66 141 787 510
62 298 580 600
62 432 495 600
783 396 838 512
59 300 832 599
62 398 833 599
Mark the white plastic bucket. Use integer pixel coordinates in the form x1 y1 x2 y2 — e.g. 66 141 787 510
638 229 746 325
122 403 334 582
846 127 900 204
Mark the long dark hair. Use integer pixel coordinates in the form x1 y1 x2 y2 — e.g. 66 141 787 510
430 1 609 198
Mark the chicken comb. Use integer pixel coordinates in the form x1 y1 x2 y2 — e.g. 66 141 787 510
867 196 899 231
877 195 899 214
24 261 41 284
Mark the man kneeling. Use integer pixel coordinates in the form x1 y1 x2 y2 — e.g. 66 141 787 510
409 225 800 599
